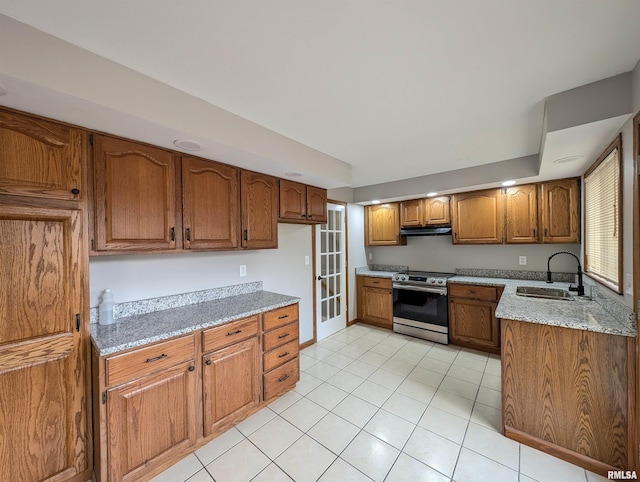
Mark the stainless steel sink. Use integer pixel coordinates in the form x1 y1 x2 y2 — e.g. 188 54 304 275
515 286 573 301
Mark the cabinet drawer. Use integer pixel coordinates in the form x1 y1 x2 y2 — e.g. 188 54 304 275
264 339 299 372
263 322 299 352
264 357 299 401
106 334 195 387
202 316 259 353
360 276 392 290
263 304 299 331
449 283 499 302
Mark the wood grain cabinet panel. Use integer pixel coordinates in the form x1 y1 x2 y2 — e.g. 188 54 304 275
540 178 580 243
93 135 177 251
365 203 405 246
505 184 538 243
0 108 85 201
279 181 327 224
262 304 300 402
203 337 260 436
0 205 88 482
502 319 633 474
306 185 328 223
107 362 197 482
182 156 239 250
241 171 278 249
400 199 424 227
425 196 451 225
357 276 393 329
451 189 503 244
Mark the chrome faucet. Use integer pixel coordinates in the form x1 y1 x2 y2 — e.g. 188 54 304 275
546 251 584 296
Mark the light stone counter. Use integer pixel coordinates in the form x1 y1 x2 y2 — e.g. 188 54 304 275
355 270 398 278
91 290 300 355
450 276 636 338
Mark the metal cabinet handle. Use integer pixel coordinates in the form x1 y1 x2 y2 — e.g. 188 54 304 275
278 352 290 358
205 360 212 366
186 227 191 241
170 227 175 241
278 314 289 320
71 188 80 196
145 354 167 363
278 333 290 339
278 374 290 382
188 366 195 372
227 329 242 336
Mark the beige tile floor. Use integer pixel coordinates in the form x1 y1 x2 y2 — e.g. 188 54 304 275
151 324 609 482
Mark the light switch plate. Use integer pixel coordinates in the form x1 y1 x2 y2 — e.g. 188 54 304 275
240 265 247 277
625 273 633 295
304 255 310 266
519 256 527 265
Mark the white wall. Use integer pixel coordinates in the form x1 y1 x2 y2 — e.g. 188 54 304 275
368 237 581 274
347 204 367 321
90 223 316 343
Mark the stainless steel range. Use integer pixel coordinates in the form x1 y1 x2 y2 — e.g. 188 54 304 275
392 270 456 344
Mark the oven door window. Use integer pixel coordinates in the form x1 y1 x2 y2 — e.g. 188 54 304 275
393 289 448 327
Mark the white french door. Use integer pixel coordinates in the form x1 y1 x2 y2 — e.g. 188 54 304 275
315 203 347 340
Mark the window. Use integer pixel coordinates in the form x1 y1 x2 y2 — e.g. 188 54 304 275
583 134 623 293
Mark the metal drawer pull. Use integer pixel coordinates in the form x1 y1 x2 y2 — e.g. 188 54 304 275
145 353 167 363
227 330 242 336
278 352 290 358
205 360 212 366
278 333 290 339
278 374 290 382
278 314 289 319
188 366 195 372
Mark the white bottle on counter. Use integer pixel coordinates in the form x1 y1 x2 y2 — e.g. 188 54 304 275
99 289 115 325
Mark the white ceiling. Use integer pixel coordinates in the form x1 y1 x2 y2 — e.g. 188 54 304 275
1 1 639 190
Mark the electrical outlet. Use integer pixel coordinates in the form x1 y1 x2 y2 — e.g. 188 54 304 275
625 273 633 295
368 252 373 261
304 255 310 266
239 265 247 277
519 256 527 266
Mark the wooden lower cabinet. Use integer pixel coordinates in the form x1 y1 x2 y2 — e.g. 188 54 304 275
94 303 300 481
449 283 503 354
502 319 635 475
107 362 197 482
357 276 393 329
203 337 260 436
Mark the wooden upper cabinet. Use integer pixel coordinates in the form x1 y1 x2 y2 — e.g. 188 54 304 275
425 196 451 225
279 180 307 221
365 203 404 246
451 189 503 244
306 185 328 223
182 157 239 250
279 180 327 224
93 135 177 252
540 178 580 243
241 171 278 249
0 108 85 201
400 199 424 227
0 204 88 481
505 184 538 243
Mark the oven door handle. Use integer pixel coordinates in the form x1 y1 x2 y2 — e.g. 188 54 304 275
393 284 447 295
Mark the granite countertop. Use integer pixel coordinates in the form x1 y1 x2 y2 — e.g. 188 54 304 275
355 270 398 278
449 276 636 337
91 290 300 355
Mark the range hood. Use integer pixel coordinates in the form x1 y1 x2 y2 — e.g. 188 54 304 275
400 226 452 236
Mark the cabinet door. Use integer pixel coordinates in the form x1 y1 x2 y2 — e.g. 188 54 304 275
360 286 393 328
505 184 538 243
451 189 503 244
449 299 499 351
182 156 239 250
93 135 177 251
279 180 307 221
241 171 278 249
203 338 260 437
107 362 197 482
0 109 85 201
400 199 424 227
365 203 402 246
425 196 451 225
0 205 87 481
306 185 328 223
540 178 579 243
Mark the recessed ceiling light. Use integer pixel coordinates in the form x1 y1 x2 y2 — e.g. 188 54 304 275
426 192 438 197
371 200 381 205
285 171 303 177
553 155 584 164
173 139 203 151
501 180 516 186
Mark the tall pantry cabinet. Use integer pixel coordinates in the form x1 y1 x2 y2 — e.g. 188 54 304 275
0 108 91 481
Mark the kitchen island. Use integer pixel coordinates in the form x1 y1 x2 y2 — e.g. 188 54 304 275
450 275 636 475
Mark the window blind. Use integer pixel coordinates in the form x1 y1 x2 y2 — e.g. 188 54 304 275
584 145 620 290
